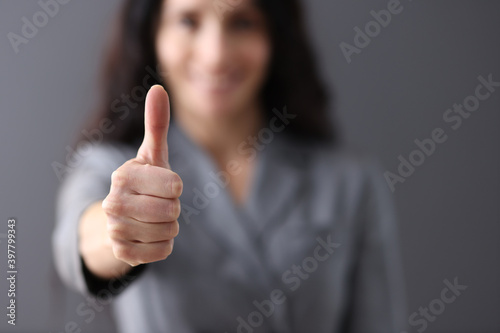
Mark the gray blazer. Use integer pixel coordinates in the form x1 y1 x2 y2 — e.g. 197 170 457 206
53 122 407 333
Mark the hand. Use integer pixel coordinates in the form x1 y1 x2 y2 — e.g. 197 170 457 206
102 85 183 266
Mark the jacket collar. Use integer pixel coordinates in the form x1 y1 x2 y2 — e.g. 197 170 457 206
167 121 308 287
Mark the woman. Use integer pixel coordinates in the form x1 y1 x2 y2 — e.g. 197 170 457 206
53 0 407 332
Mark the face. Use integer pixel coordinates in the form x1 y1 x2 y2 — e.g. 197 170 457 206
155 0 271 121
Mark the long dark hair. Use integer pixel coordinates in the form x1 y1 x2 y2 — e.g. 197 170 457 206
85 0 337 146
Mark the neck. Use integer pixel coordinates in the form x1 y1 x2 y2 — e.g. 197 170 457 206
173 103 264 165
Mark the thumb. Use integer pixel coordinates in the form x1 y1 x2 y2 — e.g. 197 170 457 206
136 85 171 168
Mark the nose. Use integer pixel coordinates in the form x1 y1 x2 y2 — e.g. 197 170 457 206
197 21 230 72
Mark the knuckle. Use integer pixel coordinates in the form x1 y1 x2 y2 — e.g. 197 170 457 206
102 197 125 216
165 220 179 238
111 169 128 189
160 242 174 259
168 173 183 197
101 198 109 212
142 163 153 172
142 241 174 263
149 242 173 262
172 220 180 237
112 241 133 262
175 199 182 218
107 220 127 241
167 199 181 219
101 197 113 214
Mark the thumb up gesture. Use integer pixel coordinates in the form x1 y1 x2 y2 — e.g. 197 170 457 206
102 85 183 266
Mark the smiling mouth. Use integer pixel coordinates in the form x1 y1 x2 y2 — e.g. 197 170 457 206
190 71 242 94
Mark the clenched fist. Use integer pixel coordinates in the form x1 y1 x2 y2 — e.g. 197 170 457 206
102 85 183 266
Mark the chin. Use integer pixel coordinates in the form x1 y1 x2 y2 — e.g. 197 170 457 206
193 96 243 118
197 105 239 119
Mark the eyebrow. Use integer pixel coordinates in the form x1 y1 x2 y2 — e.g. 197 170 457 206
224 1 263 18
161 0 262 22
161 1 206 18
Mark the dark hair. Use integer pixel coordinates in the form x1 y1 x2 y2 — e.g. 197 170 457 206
85 0 337 146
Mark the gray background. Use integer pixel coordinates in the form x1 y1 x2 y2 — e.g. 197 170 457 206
0 0 498 332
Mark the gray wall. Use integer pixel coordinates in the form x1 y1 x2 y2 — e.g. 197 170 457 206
0 1 498 332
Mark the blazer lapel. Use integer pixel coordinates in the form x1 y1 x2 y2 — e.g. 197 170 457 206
168 123 273 288
244 133 308 235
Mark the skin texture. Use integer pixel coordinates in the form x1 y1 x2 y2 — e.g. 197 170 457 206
79 0 271 278
80 86 182 278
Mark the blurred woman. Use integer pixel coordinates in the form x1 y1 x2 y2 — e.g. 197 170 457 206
53 0 407 332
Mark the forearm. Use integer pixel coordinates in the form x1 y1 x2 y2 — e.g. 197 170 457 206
78 201 132 280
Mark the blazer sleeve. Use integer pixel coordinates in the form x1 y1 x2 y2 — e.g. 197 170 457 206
345 158 408 333
52 143 139 296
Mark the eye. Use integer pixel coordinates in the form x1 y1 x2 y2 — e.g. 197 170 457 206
230 17 256 31
180 15 197 29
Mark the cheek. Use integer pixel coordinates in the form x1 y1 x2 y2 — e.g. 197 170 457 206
241 38 271 82
156 32 188 84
